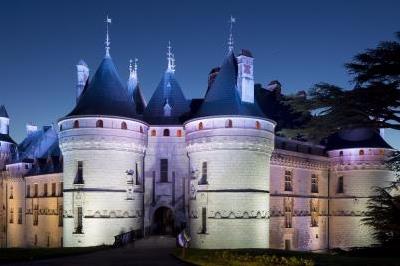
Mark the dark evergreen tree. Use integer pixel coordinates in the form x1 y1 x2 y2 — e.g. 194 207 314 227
284 32 400 141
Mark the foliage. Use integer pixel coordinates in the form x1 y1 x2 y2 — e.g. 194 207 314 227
179 250 314 266
283 32 400 141
362 151 400 247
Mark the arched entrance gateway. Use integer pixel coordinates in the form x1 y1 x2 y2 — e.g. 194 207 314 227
152 207 175 235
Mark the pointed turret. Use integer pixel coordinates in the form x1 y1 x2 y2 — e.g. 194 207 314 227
66 56 138 119
143 43 189 124
0 105 10 135
127 59 147 114
194 52 264 118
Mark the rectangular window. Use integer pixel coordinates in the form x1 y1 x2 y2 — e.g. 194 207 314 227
34 184 38 197
75 207 83 233
9 208 14 224
26 185 30 198
10 186 13 199
284 170 293 192
310 199 319 227
284 197 293 228
75 161 84 184
43 183 48 197
18 207 22 224
337 176 344 193
51 183 56 196
201 207 207 234
311 174 318 193
33 205 39 226
135 163 139 185
199 162 208 185
160 159 168 183
58 205 63 227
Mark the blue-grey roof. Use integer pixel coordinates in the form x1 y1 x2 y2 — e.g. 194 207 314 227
0 105 9 118
18 125 60 161
0 133 16 144
144 71 189 124
325 127 393 150
193 52 266 119
133 85 147 114
66 56 138 119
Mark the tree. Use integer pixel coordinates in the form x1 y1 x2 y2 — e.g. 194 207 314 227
362 152 400 247
283 32 400 141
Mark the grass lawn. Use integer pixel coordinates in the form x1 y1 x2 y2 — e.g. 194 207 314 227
0 246 109 264
173 248 400 266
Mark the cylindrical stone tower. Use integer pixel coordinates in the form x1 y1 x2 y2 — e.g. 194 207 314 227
58 55 148 247
326 128 395 249
185 52 275 249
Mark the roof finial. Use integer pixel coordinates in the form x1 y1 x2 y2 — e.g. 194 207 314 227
129 58 138 80
167 41 175 73
228 15 236 53
105 15 112 57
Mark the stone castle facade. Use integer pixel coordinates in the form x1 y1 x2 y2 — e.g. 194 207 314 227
0 31 395 250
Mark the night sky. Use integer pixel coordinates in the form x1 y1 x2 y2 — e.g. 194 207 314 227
1 0 399 147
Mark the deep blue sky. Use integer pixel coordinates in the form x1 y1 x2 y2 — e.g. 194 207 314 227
0 0 399 147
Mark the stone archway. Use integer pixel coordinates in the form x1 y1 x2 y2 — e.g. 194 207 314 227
152 207 175 235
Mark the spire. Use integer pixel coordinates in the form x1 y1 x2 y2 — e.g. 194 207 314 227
105 15 112 57
166 41 176 73
0 105 9 118
228 15 236 54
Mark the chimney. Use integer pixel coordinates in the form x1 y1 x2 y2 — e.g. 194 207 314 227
237 49 254 103
26 123 38 135
76 60 89 102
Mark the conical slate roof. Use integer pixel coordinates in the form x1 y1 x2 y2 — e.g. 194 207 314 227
0 105 9 118
325 127 393 151
66 56 138 119
194 52 265 118
143 71 189 124
132 85 147 115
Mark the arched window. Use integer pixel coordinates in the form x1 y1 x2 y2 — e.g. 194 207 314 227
225 119 233 128
198 122 204 130
59 125 63 131
96 120 103 128
255 121 261 129
73 120 79 128
177 129 182 137
339 151 344 157
140 126 143 133
163 129 170 136
359 149 364 156
121 122 127 130
151 129 156 136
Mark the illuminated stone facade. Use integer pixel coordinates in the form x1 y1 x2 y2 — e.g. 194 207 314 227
0 46 395 250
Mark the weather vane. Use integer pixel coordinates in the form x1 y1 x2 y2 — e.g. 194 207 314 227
167 41 176 73
228 15 236 53
105 15 112 57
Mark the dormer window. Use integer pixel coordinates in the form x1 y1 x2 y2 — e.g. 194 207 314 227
198 122 204 130
339 151 343 157
359 150 365 156
255 121 261 129
163 129 170 136
140 126 144 133
121 122 127 130
177 129 182 137
163 100 172 117
73 120 79 128
96 120 103 128
226 119 233 128
151 129 156 136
